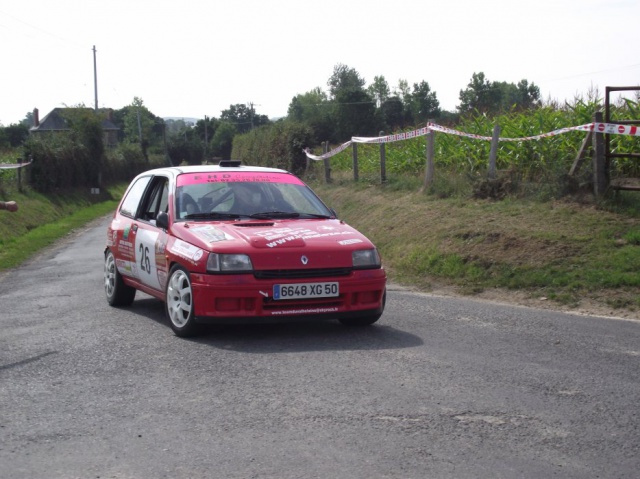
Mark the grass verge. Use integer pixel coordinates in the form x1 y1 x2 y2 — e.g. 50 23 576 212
0 185 126 270
309 178 640 317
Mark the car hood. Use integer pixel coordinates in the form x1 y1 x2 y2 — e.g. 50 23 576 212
172 219 376 269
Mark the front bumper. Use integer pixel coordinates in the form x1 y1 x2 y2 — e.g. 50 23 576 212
189 269 386 324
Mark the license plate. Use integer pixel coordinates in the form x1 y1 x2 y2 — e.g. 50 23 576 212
273 282 339 300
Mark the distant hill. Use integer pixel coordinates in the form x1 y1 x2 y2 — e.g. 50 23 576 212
164 117 199 125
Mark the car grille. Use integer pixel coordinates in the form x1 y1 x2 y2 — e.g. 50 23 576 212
254 268 352 280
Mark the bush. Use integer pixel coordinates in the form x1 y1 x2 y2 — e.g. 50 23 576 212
231 121 314 175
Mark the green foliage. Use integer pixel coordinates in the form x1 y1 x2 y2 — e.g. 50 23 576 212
24 108 107 193
288 88 334 143
321 93 638 199
102 142 154 183
211 122 237 160
459 72 541 114
406 81 441 124
231 120 313 174
0 123 29 148
328 63 366 98
220 104 270 134
367 75 390 107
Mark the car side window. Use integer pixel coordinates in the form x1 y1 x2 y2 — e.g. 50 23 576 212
139 176 169 223
120 176 152 218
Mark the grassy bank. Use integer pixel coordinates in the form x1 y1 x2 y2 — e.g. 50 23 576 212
309 177 640 317
0 185 126 270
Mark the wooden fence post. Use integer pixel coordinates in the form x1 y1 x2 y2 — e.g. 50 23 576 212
322 141 332 183
592 111 607 196
17 157 22 193
569 130 593 176
422 128 435 191
488 124 500 180
352 142 359 182
379 131 386 184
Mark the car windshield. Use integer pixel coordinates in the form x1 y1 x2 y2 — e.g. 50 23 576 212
174 171 334 220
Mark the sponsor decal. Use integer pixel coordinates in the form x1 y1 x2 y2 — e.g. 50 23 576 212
253 226 357 248
118 239 135 260
190 225 233 243
338 238 363 246
170 239 204 263
270 307 339 316
177 172 304 187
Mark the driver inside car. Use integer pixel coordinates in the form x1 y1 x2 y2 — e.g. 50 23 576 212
229 183 263 215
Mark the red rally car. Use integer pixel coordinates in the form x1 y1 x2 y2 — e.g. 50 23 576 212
104 161 386 336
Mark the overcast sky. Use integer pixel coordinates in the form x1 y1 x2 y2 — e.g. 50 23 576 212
1 0 638 126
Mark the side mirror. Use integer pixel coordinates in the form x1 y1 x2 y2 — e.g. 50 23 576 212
156 211 169 230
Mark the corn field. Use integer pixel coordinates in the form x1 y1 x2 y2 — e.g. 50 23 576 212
322 95 640 188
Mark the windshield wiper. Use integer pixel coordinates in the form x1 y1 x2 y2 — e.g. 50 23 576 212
249 211 301 219
298 213 333 219
184 212 242 220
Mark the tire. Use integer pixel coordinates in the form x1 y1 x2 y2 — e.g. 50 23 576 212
165 265 200 337
104 250 136 306
339 290 386 327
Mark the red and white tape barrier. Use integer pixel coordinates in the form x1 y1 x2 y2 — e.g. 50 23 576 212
0 160 32 170
304 122 639 161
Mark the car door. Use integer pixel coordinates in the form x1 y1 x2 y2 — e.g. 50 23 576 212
131 176 170 294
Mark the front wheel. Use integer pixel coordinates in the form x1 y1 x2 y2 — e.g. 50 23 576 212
165 265 200 337
104 250 136 306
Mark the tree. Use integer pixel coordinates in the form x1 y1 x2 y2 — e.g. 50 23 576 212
458 72 541 114
117 97 164 161
367 75 390 107
220 104 269 134
394 79 411 103
327 64 379 140
458 72 500 114
0 123 29 147
334 88 379 140
516 79 541 110
406 81 440 124
211 121 237 160
287 87 334 143
380 96 406 130
327 63 366 99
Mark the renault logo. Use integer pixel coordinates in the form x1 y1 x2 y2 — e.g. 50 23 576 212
301 255 309 265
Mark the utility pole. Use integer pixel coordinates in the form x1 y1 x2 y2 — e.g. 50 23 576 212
93 45 98 112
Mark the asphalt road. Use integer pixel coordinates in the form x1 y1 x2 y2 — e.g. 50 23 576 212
1 217 639 479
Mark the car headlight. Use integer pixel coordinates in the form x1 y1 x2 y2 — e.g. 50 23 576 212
352 248 381 269
207 253 253 273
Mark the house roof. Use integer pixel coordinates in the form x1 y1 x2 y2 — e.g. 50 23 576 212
30 107 119 132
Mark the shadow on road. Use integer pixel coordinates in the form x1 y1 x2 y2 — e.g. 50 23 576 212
125 296 422 353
